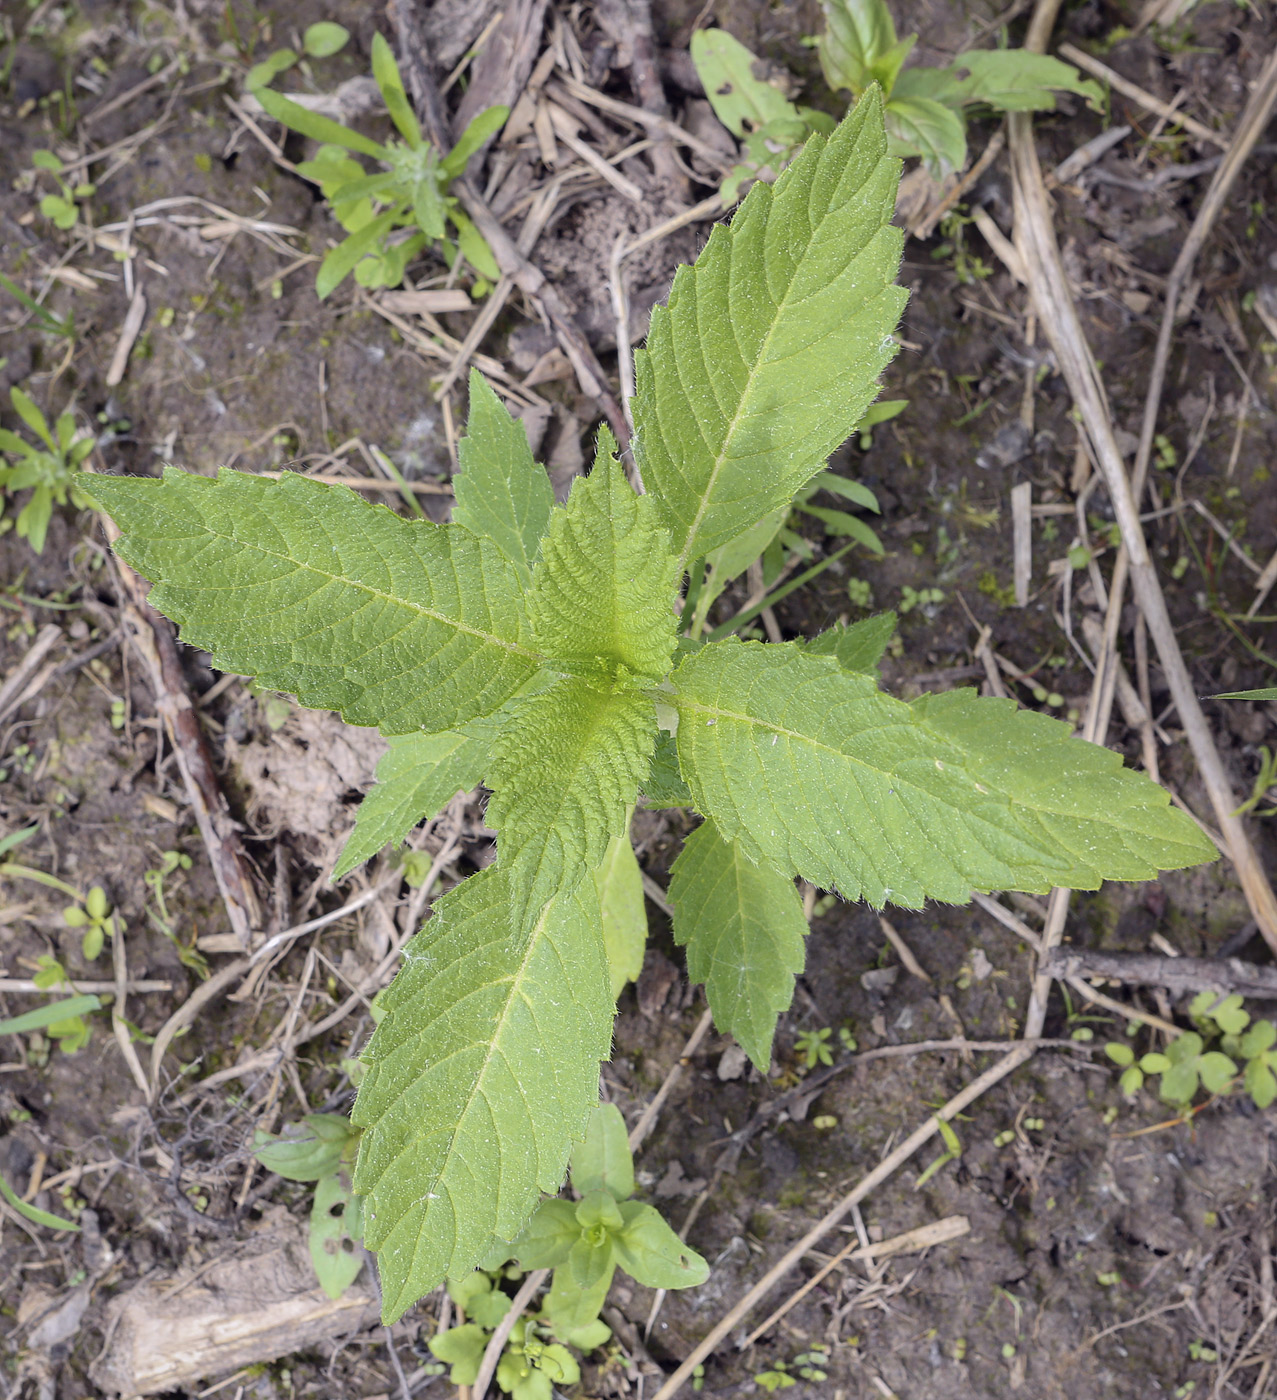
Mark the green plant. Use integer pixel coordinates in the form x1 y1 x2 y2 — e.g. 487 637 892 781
428 1105 701 1398
0 271 76 339
754 1349 830 1391
252 1112 365 1298
30 149 96 230
61 884 116 960
794 1026 834 1069
78 94 1213 1321
0 387 94 552
254 33 506 296
1105 995 1277 1111
691 7 1101 189
143 849 207 976
245 20 350 91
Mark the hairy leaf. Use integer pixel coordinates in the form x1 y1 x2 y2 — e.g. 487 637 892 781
634 92 907 567
334 724 493 879
79 469 541 734
801 612 896 675
352 866 612 1321
669 818 806 1069
593 830 648 999
673 640 1216 907
452 370 554 586
487 677 656 927
641 730 694 809
528 439 679 683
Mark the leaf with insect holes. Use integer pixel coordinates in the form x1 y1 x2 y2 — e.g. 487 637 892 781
351 865 612 1322
633 91 907 566
690 29 800 136
671 640 1216 908
451 370 554 587
77 469 542 735
669 818 807 1071
948 50 1103 112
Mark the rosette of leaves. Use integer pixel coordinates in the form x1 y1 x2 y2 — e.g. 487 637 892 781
31 150 96 231
79 90 1214 1321
0 387 93 553
255 33 505 296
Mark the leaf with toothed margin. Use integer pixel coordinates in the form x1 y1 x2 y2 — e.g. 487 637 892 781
76 468 541 735
633 89 908 568
671 639 1217 908
669 817 807 1071
351 865 612 1323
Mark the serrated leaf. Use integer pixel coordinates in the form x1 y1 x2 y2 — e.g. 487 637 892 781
528 437 679 682
634 93 907 568
689 30 799 137
334 723 495 879
669 818 806 1070
641 730 693 808
801 612 896 674
570 1102 634 1201
79 469 541 735
452 371 554 586
593 830 647 999
351 866 612 1321
950 50 1103 112
672 640 1217 908
487 677 656 928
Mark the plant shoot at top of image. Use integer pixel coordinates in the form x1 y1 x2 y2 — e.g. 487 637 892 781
254 32 506 296
79 88 1213 1322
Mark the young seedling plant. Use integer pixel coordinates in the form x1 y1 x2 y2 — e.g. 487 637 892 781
0 386 94 553
254 33 506 296
79 89 1214 1323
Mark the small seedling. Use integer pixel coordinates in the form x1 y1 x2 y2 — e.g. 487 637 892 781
794 1026 834 1069
252 1112 365 1298
144 850 206 977
62 884 116 960
245 20 350 91
255 34 506 296
31 149 95 230
80 95 1214 1322
0 386 94 552
916 1115 962 1187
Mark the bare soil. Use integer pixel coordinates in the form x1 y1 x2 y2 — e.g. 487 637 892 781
1 0 1276 1397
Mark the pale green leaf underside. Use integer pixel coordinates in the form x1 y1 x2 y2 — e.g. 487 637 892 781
334 724 493 879
673 641 1216 908
351 866 612 1322
801 612 897 675
669 818 806 1070
80 469 540 735
452 370 554 586
633 89 908 566
528 443 680 683
593 829 648 1000
487 677 657 928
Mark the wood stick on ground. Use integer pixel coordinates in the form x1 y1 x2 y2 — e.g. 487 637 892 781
472 1268 549 1400
628 1007 715 1155
1045 948 1277 1001
911 125 1006 240
647 1041 1037 1400
0 624 62 724
1006 33 1277 951
389 5 630 445
1057 43 1227 149
740 1215 971 1349
88 468 263 954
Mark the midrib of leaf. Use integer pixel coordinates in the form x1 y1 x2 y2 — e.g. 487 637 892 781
676 281 789 575
175 517 543 665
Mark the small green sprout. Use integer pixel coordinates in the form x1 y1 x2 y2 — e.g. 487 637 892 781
31 150 95 231
794 1026 834 1069
0 387 94 552
62 885 116 960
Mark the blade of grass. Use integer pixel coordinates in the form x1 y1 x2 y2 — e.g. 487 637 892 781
706 541 859 642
